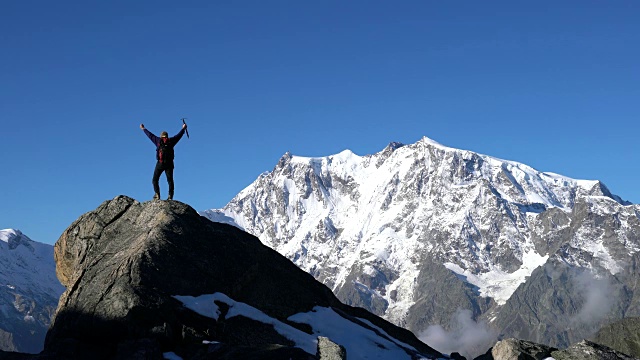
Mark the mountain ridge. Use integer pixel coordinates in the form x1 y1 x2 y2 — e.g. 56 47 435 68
0 229 64 353
202 135 640 351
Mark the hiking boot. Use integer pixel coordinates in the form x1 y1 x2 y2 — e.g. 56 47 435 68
153 193 160 200
167 194 173 201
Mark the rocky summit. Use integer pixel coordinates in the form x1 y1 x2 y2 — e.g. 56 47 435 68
7 196 444 360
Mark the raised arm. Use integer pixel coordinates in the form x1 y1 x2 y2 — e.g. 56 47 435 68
140 124 159 145
170 126 186 145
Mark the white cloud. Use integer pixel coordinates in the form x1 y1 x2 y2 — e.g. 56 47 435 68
419 309 498 359
570 271 615 330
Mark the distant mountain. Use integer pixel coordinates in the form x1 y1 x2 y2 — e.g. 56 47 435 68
0 229 64 353
203 136 640 350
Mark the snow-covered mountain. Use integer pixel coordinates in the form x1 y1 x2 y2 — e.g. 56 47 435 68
0 229 64 353
203 136 640 349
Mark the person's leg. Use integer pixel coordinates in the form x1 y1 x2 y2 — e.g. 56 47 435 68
166 167 174 200
152 163 163 199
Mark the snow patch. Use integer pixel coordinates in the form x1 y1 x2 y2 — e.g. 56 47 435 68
0 229 21 243
175 293 316 354
445 250 549 305
576 179 601 189
362 264 378 277
419 136 446 149
356 317 418 352
571 234 623 275
162 352 183 360
289 306 418 360
174 293 425 360
173 294 221 320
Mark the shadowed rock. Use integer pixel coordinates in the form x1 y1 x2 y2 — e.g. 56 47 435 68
34 196 442 359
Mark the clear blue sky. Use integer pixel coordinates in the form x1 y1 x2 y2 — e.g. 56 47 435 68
2 1 639 244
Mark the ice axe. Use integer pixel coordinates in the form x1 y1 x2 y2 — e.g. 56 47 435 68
182 118 190 138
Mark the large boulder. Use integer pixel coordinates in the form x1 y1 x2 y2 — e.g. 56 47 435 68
41 196 443 359
474 338 556 360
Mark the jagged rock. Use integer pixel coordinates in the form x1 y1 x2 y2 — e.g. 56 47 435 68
550 340 637 360
34 196 442 359
474 338 556 360
317 336 346 360
593 317 640 358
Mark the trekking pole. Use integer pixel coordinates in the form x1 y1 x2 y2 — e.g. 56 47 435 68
182 118 190 139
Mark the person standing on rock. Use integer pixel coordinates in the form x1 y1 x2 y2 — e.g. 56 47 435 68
140 123 187 200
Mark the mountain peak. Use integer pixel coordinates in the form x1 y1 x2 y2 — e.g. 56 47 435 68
0 228 22 240
579 180 631 205
0 228 34 251
419 135 446 148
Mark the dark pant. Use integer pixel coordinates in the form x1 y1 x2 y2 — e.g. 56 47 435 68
152 162 174 197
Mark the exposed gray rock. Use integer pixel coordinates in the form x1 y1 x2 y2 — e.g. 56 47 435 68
550 340 637 360
407 258 492 333
593 317 640 358
493 231 638 348
317 336 346 360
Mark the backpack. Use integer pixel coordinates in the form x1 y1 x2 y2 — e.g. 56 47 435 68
158 138 174 164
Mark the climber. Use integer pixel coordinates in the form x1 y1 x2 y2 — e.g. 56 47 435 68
140 122 187 200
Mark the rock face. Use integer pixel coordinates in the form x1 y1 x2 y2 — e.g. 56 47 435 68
473 338 639 360
38 196 443 359
550 340 637 360
203 136 640 349
0 229 64 354
593 317 640 358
